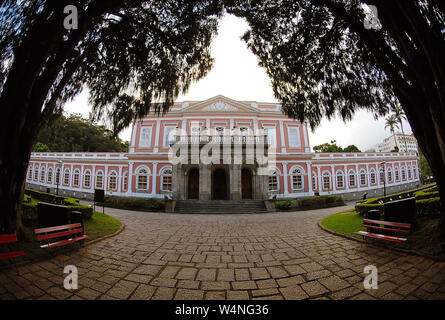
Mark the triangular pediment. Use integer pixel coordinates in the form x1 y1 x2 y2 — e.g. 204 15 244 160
181 95 259 114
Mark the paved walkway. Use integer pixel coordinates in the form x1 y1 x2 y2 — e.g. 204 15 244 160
1 203 445 300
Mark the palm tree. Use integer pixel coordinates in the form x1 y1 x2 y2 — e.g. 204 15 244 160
385 115 399 151
393 106 408 152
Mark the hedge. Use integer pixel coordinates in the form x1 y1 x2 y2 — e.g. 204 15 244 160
98 195 165 212
276 195 345 211
355 184 440 217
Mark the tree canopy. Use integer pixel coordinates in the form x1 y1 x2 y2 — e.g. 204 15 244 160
32 113 129 153
313 140 361 153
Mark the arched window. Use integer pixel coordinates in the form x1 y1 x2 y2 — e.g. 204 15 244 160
401 166 406 180
161 168 173 191
413 166 418 179
136 168 149 190
28 166 33 180
291 167 304 191
268 168 280 192
40 166 46 182
63 169 70 186
96 171 104 189
108 171 117 191
408 165 412 180
73 169 80 187
47 168 53 184
348 170 356 187
395 167 399 181
336 170 344 189
387 167 393 183
122 172 128 192
322 172 331 191
34 165 39 181
360 169 367 186
83 170 91 188
370 169 376 184
379 168 385 184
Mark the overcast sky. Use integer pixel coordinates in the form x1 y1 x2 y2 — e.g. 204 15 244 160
64 14 412 151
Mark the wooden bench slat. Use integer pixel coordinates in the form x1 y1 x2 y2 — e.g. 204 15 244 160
355 231 407 243
0 251 26 260
34 223 82 234
40 235 89 249
362 224 410 234
363 219 411 229
0 234 18 244
36 228 84 241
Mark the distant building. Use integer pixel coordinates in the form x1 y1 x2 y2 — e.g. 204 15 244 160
376 134 418 153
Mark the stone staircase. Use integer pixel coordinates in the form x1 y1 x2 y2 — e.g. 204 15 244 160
174 200 270 214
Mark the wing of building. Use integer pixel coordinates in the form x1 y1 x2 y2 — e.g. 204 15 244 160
27 95 420 202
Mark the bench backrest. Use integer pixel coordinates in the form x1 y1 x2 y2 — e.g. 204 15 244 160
363 219 411 230
0 234 18 244
34 223 84 241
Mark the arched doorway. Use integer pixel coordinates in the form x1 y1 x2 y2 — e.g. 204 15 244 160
188 168 199 199
212 168 228 200
241 168 253 199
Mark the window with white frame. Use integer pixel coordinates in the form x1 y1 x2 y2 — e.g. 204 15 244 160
370 169 376 184
312 173 317 190
84 170 91 188
388 168 393 183
402 166 406 180
413 166 418 179
395 167 399 181
34 166 39 181
96 171 104 189
268 169 279 192
287 126 301 148
336 170 344 188
123 172 128 191
408 166 412 179
379 168 385 184
108 171 117 191
360 169 367 186
73 169 80 187
27 166 32 180
64 169 70 185
40 167 46 182
47 168 53 184
139 126 152 148
291 167 304 190
137 168 149 190
349 170 356 187
161 168 173 191
323 172 331 190
55 168 61 185
263 126 276 147
163 126 176 147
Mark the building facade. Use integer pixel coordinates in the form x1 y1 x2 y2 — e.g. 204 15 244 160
26 96 420 201
375 133 419 153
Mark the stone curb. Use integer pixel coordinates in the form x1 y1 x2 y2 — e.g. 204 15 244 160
84 222 125 246
317 219 444 262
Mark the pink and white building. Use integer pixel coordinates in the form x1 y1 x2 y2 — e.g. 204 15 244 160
26 96 420 201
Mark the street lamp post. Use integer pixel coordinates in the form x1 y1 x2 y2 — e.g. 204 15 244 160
380 161 386 197
56 159 62 195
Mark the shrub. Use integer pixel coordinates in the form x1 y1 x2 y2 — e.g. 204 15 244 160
276 199 292 210
416 197 441 217
99 195 165 212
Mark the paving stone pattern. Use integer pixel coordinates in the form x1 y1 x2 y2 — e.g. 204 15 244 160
1 203 445 300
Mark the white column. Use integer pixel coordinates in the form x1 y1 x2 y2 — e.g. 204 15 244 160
127 162 133 196
331 165 336 192
118 166 122 194
152 162 158 196
306 161 313 195
283 162 288 195
317 166 321 193
279 120 286 154
80 164 84 190
129 122 137 153
154 119 161 152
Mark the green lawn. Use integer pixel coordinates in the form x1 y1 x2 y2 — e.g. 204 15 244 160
84 211 122 242
321 209 366 239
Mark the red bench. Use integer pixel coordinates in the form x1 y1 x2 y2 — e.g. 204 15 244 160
34 223 89 249
355 218 411 243
0 234 26 272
